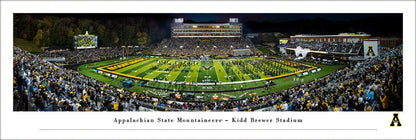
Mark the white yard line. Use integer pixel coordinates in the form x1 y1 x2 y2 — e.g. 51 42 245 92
171 60 185 81
207 60 219 82
148 59 174 79
227 60 243 81
214 66 220 82
184 60 198 82
214 60 228 82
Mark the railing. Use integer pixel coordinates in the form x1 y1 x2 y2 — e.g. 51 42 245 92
42 57 66 62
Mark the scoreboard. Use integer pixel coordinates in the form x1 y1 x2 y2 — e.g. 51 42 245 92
74 31 98 49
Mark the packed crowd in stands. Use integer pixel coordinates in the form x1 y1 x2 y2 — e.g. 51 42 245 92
38 47 144 65
13 44 402 111
14 46 154 111
268 47 402 111
152 37 262 56
281 41 363 54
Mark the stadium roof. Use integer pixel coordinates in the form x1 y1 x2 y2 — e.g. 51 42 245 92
291 33 371 38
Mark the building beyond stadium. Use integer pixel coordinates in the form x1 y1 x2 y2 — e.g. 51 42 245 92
171 18 242 38
279 32 383 61
290 32 371 43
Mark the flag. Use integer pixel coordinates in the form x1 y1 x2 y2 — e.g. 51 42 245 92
213 94 219 100
175 93 181 98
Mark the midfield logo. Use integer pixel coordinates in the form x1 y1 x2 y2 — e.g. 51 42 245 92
390 113 402 127
201 66 214 70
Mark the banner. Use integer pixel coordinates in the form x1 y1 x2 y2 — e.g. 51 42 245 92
112 74 118 79
279 39 289 45
279 47 286 54
364 40 379 59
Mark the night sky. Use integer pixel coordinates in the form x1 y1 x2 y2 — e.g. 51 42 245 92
164 13 402 37
16 13 403 38
34 13 401 23
167 13 399 23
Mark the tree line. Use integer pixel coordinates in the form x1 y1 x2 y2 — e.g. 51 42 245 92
14 14 171 49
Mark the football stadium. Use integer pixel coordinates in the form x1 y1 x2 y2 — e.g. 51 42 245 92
13 14 403 112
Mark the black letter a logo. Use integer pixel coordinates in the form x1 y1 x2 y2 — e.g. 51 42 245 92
366 46 376 56
390 113 401 127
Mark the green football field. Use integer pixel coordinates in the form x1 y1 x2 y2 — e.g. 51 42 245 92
78 56 346 101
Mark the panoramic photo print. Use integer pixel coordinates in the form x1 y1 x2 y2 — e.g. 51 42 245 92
13 13 403 112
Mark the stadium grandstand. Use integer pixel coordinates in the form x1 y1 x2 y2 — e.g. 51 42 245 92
278 33 374 62
13 45 403 111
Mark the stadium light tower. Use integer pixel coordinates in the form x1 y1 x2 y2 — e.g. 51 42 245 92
122 45 126 59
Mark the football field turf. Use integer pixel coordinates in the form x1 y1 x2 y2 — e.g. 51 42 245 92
78 56 346 101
